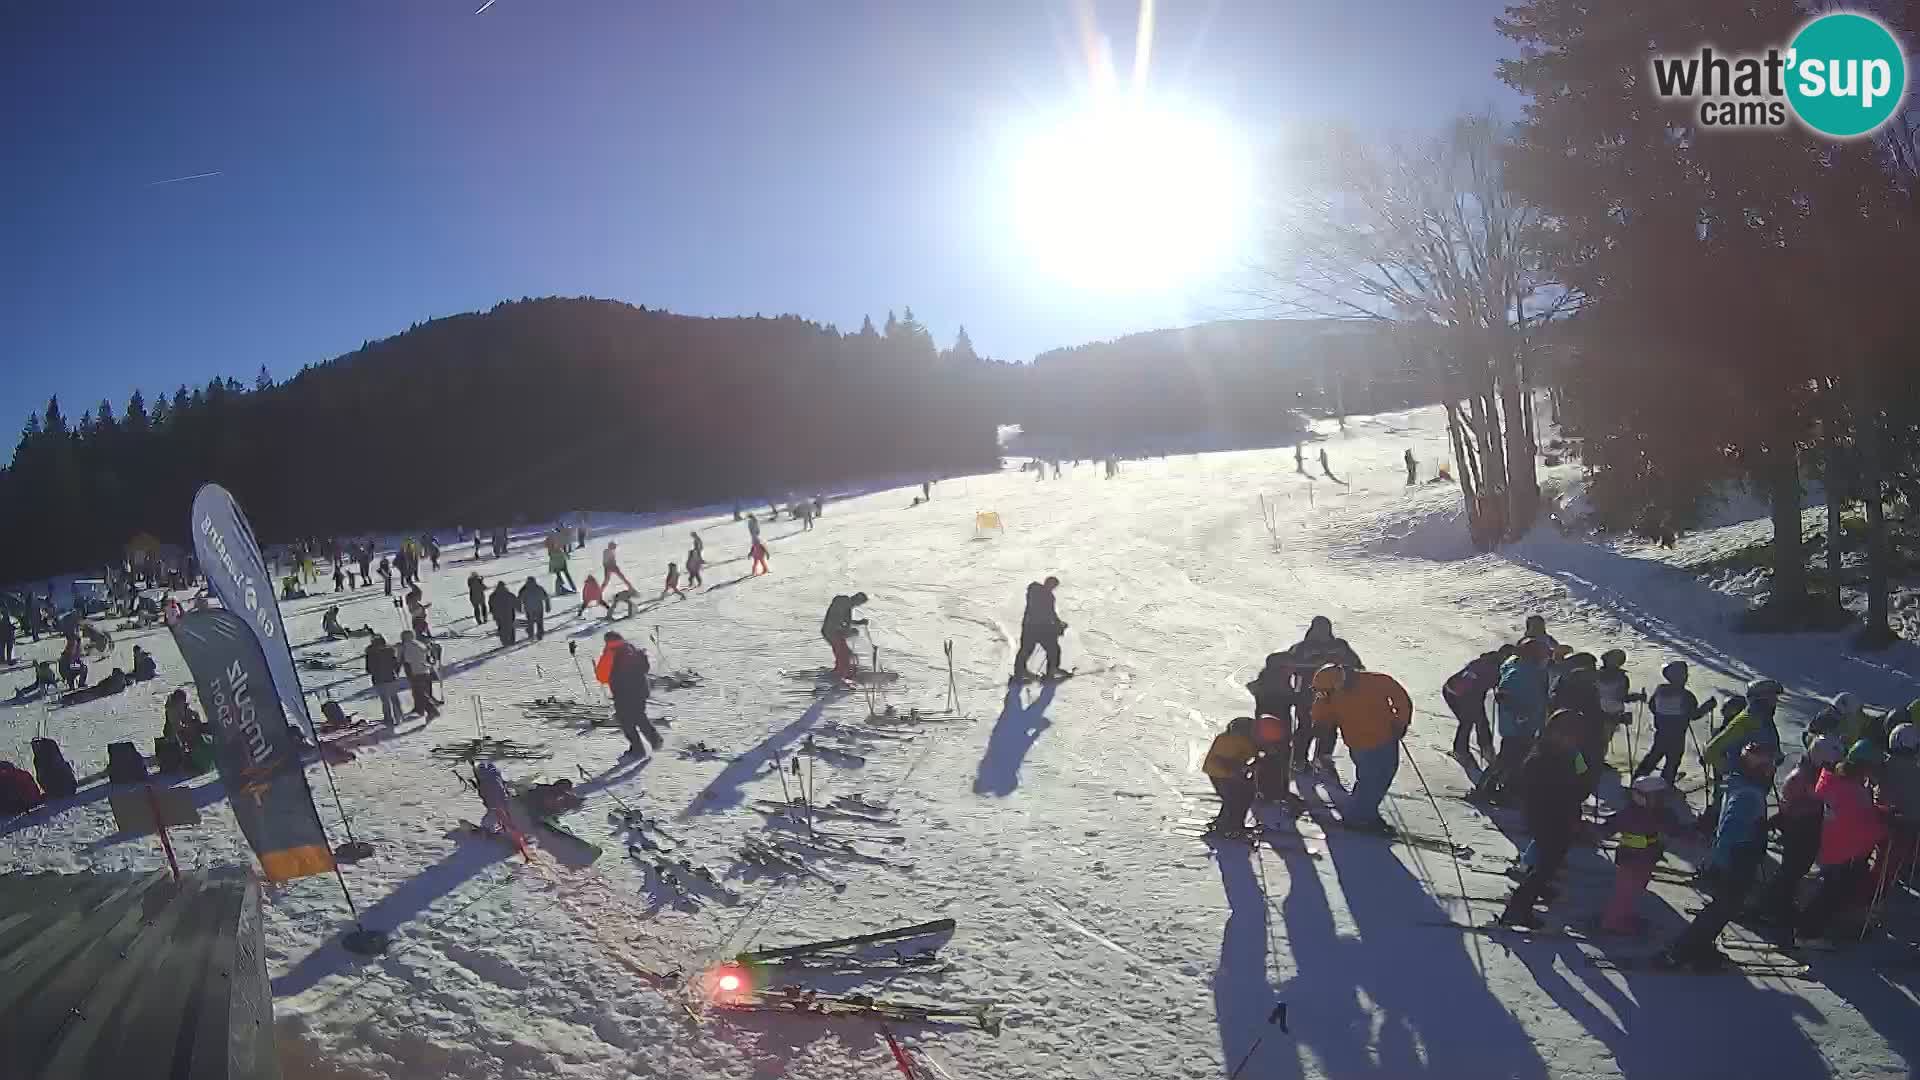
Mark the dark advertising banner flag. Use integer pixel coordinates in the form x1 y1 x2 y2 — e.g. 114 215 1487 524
191 482 314 736
171 608 335 881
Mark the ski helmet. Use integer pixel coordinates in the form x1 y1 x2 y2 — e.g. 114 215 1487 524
1846 739 1888 768
1629 775 1669 797
1806 735 1846 767
1569 652 1597 671
1832 691 1861 716
1744 678 1783 701
1311 664 1348 692
1737 741 1775 777
1661 660 1689 684
1601 648 1627 667
1890 724 1920 754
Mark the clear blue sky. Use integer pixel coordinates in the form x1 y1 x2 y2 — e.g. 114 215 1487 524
1 0 1514 444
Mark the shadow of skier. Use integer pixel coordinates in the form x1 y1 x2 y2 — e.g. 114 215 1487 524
972 682 1056 797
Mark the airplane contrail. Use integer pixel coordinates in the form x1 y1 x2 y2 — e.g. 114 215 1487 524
474 0 496 13
146 170 222 187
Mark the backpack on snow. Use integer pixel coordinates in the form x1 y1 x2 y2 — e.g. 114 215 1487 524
31 738 77 799
107 740 149 785
320 700 352 730
0 761 44 814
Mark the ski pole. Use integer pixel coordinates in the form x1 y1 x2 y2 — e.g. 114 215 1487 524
568 640 591 699
774 758 793 806
1227 1002 1288 1079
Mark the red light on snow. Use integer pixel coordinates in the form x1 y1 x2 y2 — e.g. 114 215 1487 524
701 962 755 1002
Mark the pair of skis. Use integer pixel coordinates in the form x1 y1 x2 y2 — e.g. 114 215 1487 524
1417 919 1815 978
628 844 742 906
740 835 846 891
715 987 1000 1032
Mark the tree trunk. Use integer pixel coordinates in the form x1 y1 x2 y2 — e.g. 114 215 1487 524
1496 346 1538 540
1761 443 1809 617
1858 394 1894 644
1824 427 1844 614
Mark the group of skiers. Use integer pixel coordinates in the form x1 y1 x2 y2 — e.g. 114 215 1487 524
467 571 551 646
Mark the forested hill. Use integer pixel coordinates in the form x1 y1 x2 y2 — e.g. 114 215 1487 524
1006 318 1437 449
1 298 1006 578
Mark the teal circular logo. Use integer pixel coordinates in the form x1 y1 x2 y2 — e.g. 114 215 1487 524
1786 13 1906 138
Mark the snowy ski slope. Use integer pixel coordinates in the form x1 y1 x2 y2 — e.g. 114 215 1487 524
4 403 1918 1080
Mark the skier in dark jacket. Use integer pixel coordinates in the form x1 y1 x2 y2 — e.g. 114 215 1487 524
1498 710 1591 927
488 581 520 647
519 577 549 641
467 572 488 625
1248 653 1301 800
364 635 403 725
1284 616 1364 770
596 631 660 756
822 592 869 680
1443 645 1513 759
1013 577 1065 680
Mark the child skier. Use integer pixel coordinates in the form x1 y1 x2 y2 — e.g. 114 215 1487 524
1795 740 1888 944
662 562 684 601
1202 717 1261 836
1597 775 1685 935
1470 636 1549 804
1653 742 1774 969
685 547 703 588
1247 654 1300 799
1875 724 1920 898
602 541 635 592
1444 644 1513 760
749 537 770 576
821 592 868 680
1758 735 1844 928
580 574 611 617
1593 648 1642 753
467 571 488 625
1498 710 1590 927
1635 661 1716 784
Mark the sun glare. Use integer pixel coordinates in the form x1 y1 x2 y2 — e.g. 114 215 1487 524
1005 100 1252 292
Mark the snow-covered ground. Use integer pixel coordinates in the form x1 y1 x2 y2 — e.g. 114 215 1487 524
5 403 1919 1080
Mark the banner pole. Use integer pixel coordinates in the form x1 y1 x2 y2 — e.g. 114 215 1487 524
145 784 181 882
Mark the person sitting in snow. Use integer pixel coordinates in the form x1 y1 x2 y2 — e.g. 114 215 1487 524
129 645 157 682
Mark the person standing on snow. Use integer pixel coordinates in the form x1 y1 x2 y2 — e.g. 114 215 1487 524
405 586 432 639
1443 645 1512 760
1875 724 1920 893
1470 636 1550 804
398 630 440 719
1248 654 1303 800
1012 577 1066 681
1758 736 1844 927
488 581 520 647
548 530 576 595
749 537 770 576
474 531 484 560
1653 743 1776 967
519 577 549 641
1404 448 1417 485
1794 740 1889 944
1593 649 1641 751
1284 616 1364 772
580 574 611 617
1703 679 1784 780
426 535 441 572
821 592 869 681
690 530 704 564
0 611 14 667
1635 661 1716 784
685 546 704 588
467 571 488 626
1308 663 1413 834
1202 717 1261 836
1597 775 1687 935
1497 710 1592 928
364 634 404 726
602 541 635 593
1804 692 1869 749
662 562 685 601
596 631 660 757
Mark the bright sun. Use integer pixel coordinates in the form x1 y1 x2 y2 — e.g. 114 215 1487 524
1005 99 1252 292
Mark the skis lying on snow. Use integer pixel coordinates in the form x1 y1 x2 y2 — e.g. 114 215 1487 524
432 737 553 761
749 947 945 974
751 798 899 826
737 918 956 963
1584 954 1813 979
714 987 1001 1032
1464 861 1699 887
630 846 741 905
800 736 867 766
740 836 846 891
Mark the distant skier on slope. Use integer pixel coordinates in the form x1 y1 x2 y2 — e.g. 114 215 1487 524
548 528 577 594
1294 444 1307 474
1012 576 1066 681
602 540 635 593
1318 447 1347 486
580 574 611 617
821 592 869 681
467 571 488 625
1308 663 1413 834
519 577 549 641
685 546 704 588
662 562 685 601
1404 447 1417 485
749 537 770 576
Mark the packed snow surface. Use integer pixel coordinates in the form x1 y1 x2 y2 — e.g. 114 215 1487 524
5 403 1918 1079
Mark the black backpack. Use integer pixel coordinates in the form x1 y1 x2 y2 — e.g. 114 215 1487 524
107 740 148 785
320 700 351 728
32 737 77 799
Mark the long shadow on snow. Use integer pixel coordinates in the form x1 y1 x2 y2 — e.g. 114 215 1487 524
680 695 837 819
1503 531 1920 714
1499 930 1833 1079
1279 828 1555 1078
271 833 516 997
972 683 1056 797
